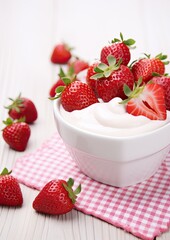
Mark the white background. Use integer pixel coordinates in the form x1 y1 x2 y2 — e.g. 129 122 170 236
0 0 170 239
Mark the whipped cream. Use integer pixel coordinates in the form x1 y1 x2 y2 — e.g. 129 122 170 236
60 97 170 137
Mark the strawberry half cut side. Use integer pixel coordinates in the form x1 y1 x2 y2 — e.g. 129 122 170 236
121 78 167 120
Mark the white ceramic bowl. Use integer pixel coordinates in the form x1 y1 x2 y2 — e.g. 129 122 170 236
53 99 170 187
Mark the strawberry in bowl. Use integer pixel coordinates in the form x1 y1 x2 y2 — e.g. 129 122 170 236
52 34 170 187
52 73 170 187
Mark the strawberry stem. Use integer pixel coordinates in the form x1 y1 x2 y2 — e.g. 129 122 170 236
91 55 121 80
62 178 81 204
2 117 26 127
4 93 23 112
120 77 144 104
111 32 136 48
155 53 169 65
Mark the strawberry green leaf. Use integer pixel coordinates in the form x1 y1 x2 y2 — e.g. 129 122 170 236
97 63 108 71
104 70 112 78
62 77 71 85
163 61 170 65
94 67 103 73
63 178 81 204
123 39 136 46
3 118 13 126
137 77 143 87
74 184 81 195
107 55 116 66
123 84 132 97
112 38 120 43
68 65 75 76
152 72 161 77
120 77 145 105
143 53 151 59
67 178 74 188
155 53 166 60
56 86 65 94
4 93 24 112
120 32 124 41
59 68 66 78
63 182 77 204
155 53 169 64
0 168 12 175
90 73 104 80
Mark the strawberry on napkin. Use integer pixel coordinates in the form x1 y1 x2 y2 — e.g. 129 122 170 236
12 133 170 240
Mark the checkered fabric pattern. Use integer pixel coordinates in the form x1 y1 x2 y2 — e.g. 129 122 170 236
12 133 170 240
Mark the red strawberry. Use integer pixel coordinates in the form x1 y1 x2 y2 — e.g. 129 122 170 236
49 67 77 98
68 58 89 74
86 62 99 94
151 75 170 110
61 80 99 112
100 32 135 66
51 43 72 64
5 94 38 124
91 55 134 102
2 118 31 151
0 168 23 206
131 53 169 83
33 178 81 215
49 79 65 98
121 78 167 120
50 69 99 112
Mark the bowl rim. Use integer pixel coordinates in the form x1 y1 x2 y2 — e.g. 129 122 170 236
53 99 170 140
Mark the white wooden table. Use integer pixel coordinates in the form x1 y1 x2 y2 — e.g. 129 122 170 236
0 0 170 239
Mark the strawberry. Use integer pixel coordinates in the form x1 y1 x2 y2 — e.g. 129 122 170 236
68 58 89 74
51 43 72 64
2 118 31 151
5 93 38 124
91 55 134 102
50 69 99 112
49 79 65 98
131 53 169 83
86 62 100 95
49 67 77 98
33 178 81 215
121 78 167 120
60 80 98 112
151 75 170 110
0 168 23 206
100 32 135 66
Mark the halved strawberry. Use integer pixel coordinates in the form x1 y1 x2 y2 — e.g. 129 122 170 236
151 75 170 110
100 32 135 66
121 78 167 120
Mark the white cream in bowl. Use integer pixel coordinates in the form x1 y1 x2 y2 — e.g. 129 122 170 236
60 97 170 137
54 97 170 187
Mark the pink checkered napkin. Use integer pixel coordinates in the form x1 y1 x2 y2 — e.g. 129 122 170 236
12 133 170 240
